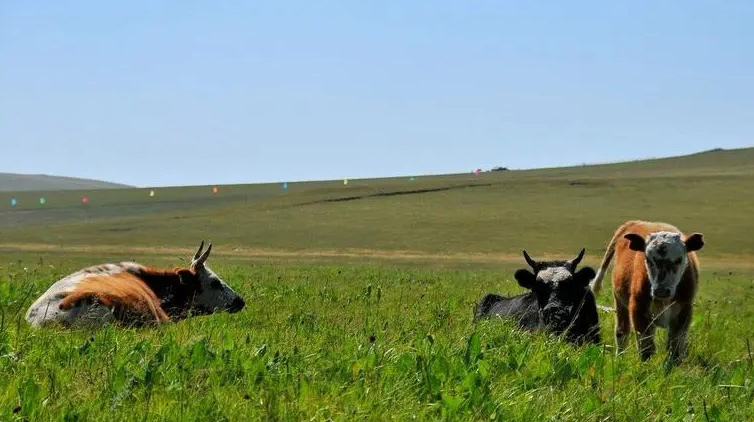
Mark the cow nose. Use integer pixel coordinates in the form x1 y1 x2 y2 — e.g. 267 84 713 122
653 287 671 299
229 297 245 313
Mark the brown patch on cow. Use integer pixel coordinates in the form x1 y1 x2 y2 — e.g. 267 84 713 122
58 272 170 325
592 220 702 363
127 267 202 319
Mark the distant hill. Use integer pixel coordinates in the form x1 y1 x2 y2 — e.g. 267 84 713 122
511 146 754 179
0 173 132 192
1 146 753 262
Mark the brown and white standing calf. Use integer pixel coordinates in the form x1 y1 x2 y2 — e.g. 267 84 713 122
25 241 245 328
590 221 704 363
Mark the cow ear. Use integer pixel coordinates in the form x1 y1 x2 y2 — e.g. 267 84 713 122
574 266 596 288
624 234 646 252
514 269 536 290
685 233 704 252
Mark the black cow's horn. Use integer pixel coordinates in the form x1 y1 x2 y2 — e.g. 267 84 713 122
196 242 212 266
193 240 205 262
569 248 585 271
522 250 537 270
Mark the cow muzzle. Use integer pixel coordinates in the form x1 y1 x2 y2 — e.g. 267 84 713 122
651 287 673 300
541 307 573 334
228 297 246 313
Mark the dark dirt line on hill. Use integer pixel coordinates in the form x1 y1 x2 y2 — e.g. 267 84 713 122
0 243 522 263
295 183 494 206
1 243 752 269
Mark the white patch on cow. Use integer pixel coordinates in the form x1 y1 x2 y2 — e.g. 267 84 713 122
25 262 145 328
643 232 688 299
192 265 243 312
537 267 571 285
186 241 244 313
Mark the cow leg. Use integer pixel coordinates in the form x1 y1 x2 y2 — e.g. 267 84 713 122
667 306 692 364
613 296 631 354
635 325 656 361
629 298 655 361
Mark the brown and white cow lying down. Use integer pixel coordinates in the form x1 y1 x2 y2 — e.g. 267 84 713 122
590 221 704 363
25 241 245 328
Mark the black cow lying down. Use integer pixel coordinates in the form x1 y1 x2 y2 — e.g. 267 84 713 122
475 249 600 345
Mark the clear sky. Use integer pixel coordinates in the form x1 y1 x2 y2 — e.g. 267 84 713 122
2 1 752 187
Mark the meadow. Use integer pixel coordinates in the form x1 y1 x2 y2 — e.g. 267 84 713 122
1 148 754 421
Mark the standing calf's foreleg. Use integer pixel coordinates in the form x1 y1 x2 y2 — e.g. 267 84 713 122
630 298 655 361
635 325 656 361
667 306 692 364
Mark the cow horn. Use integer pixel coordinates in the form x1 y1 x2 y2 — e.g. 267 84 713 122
569 248 585 271
522 250 537 270
196 242 212 266
193 240 205 262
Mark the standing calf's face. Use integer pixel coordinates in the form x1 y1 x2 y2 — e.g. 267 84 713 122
624 231 704 299
515 249 599 342
182 241 246 314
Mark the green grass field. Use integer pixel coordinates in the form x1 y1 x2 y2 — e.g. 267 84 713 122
1 148 754 421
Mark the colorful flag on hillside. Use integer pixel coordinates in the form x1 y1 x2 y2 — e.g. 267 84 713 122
10 198 18 207
149 190 155 197
282 182 288 190
81 196 90 205
212 186 219 194
343 179 348 186
39 197 46 205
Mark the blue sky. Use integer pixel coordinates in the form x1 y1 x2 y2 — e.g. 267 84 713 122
1 1 752 187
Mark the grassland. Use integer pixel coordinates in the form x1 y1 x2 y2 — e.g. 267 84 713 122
1 147 754 421
2 148 754 261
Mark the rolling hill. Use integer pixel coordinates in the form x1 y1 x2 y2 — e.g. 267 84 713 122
0 172 132 192
0 147 752 266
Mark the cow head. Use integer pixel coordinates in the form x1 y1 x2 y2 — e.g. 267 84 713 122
178 241 245 314
514 249 600 344
624 231 704 299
